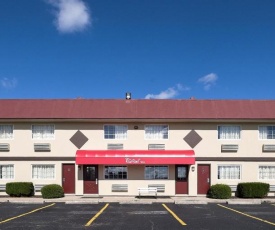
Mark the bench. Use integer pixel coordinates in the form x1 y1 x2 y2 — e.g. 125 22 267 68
148 184 165 193
0 184 6 192
112 184 128 192
138 187 157 198
34 184 47 192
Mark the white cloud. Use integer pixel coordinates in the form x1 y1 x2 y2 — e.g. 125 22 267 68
0 78 17 89
198 73 218 90
47 0 91 33
145 84 190 99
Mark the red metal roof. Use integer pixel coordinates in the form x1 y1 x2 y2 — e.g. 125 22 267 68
0 99 275 120
76 150 195 165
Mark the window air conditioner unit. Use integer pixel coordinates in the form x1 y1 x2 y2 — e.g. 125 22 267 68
0 143 10 151
107 143 123 150
148 144 165 150
221 144 238 152
263 144 275 152
34 143 51 152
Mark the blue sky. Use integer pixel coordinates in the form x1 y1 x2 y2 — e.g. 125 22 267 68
0 0 275 100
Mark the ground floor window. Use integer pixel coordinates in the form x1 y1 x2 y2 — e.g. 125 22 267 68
104 166 127 179
218 165 240 179
145 166 168 179
259 166 275 180
0 165 14 179
32 165 55 179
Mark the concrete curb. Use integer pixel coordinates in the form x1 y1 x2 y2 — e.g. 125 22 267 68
227 200 262 205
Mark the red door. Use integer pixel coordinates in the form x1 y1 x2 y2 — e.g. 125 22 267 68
83 165 98 194
175 165 188 194
197 164 210 194
62 164 75 194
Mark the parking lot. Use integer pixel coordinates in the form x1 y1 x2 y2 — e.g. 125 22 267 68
1 202 275 229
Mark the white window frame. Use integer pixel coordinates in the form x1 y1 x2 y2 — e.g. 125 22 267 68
258 166 275 180
144 165 169 180
0 125 14 140
32 125 55 140
218 125 241 140
32 164 55 180
104 166 128 179
144 125 169 140
258 125 275 140
217 165 241 180
103 125 128 140
0 164 14 180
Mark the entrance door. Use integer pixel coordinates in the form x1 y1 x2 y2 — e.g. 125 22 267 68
62 164 75 194
175 165 188 194
197 164 210 194
83 165 98 194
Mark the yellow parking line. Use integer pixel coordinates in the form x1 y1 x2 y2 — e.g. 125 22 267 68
0 203 55 224
162 204 187 226
85 203 109 227
218 204 275 226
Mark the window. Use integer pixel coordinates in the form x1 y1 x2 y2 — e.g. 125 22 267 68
0 125 13 139
104 125 127 139
259 126 275 139
32 165 55 179
104 166 127 179
32 125 54 140
0 165 14 179
259 166 275 180
218 165 241 179
145 166 168 179
218 126 240 139
145 125 168 140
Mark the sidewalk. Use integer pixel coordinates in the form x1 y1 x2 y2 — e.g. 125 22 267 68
1 195 275 205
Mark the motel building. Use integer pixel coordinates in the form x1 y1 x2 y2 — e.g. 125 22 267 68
1 97 275 197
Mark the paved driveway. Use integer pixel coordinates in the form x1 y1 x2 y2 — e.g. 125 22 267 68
1 202 275 229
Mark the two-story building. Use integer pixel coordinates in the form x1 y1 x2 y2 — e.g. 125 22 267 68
1 98 275 196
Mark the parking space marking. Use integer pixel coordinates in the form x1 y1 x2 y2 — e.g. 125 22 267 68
218 204 275 226
0 203 55 224
85 203 109 227
162 204 187 226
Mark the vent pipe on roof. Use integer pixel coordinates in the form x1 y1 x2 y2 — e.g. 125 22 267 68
126 92 131 100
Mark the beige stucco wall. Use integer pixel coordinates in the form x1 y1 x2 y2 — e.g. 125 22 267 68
1 121 275 196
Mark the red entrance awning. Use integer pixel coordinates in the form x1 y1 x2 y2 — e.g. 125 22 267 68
76 150 195 165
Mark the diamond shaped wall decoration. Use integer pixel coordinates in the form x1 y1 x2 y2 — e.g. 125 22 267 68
70 130 88 149
184 130 202 148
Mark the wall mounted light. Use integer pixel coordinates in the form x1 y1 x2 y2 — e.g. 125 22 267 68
191 166 195 172
134 126 138 129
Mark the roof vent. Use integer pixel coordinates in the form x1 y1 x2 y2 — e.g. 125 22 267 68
126 92 131 100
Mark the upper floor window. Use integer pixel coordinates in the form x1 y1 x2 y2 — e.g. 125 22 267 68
259 166 275 180
0 165 14 179
104 125 127 139
218 126 240 140
145 125 168 140
0 125 13 140
259 126 275 139
32 125 54 140
218 165 241 180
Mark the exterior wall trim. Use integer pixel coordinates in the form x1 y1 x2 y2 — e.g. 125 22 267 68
0 157 75 161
